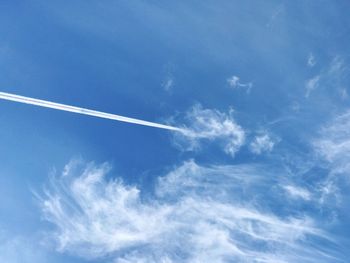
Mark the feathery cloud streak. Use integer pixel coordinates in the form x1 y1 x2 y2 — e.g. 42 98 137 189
314 110 350 176
38 160 336 263
171 104 245 157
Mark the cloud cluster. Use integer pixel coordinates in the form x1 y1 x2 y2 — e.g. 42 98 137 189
227 75 252 93
173 104 245 157
39 160 334 263
249 132 276 155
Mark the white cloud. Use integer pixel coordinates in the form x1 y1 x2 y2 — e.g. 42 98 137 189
227 75 240 87
340 88 348 100
173 104 245 157
307 53 316 67
305 75 320 98
328 56 345 75
227 75 252 93
162 77 174 92
305 56 348 99
317 178 341 210
38 160 335 263
266 4 284 28
283 185 312 201
249 132 276 155
313 110 350 175
328 57 349 100
312 110 350 208
0 234 48 263
291 101 301 112
162 62 175 93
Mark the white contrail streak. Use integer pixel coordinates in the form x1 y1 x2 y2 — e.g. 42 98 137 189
0 91 182 131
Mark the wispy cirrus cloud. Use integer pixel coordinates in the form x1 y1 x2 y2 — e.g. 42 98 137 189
172 104 245 157
314 110 350 175
38 160 337 263
305 56 348 99
227 75 252 93
161 63 175 93
311 110 350 210
162 77 174 92
305 75 320 98
282 185 312 201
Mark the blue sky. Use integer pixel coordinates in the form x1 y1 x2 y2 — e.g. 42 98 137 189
1 1 350 262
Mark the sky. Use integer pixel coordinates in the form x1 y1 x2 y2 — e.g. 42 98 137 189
0 1 350 262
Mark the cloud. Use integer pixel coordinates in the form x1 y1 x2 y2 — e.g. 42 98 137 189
305 56 348 99
312 110 350 209
162 77 174 92
266 4 284 28
0 234 48 263
313 110 350 175
328 56 349 100
173 104 245 157
328 56 345 75
38 160 336 263
162 63 175 93
249 132 277 155
227 76 240 87
305 75 320 98
339 88 348 100
283 185 312 201
307 53 316 67
227 75 252 93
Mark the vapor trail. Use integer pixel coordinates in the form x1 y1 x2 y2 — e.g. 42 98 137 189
0 91 182 131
